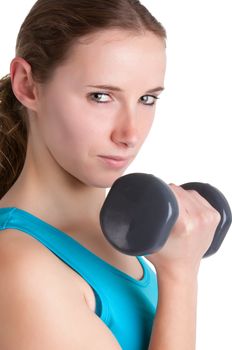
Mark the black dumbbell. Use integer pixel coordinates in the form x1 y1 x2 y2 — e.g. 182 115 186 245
99 173 232 257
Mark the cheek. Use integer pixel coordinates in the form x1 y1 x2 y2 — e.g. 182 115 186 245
39 93 105 161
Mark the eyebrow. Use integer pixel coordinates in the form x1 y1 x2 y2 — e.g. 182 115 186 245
86 84 165 94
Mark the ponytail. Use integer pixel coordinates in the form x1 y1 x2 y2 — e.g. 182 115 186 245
0 74 28 199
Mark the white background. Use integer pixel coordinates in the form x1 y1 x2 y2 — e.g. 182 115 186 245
0 1 231 349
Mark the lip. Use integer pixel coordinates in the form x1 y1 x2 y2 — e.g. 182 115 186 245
98 155 131 169
100 155 130 161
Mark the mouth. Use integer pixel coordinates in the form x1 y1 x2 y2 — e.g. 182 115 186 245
98 155 131 169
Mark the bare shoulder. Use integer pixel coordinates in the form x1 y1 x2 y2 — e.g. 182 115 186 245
0 228 85 287
0 228 96 309
0 228 122 349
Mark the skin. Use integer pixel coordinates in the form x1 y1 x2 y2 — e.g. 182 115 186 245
2 29 166 239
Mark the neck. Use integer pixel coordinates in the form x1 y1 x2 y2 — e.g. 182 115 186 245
1 148 107 237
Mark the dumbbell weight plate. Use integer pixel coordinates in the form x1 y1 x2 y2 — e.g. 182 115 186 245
100 173 179 256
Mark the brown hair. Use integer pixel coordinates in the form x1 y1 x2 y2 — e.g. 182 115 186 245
0 0 167 199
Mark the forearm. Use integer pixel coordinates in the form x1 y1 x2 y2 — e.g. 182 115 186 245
148 268 198 350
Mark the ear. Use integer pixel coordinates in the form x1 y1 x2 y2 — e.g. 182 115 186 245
10 57 39 112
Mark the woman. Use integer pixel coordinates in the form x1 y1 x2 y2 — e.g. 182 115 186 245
0 1 220 349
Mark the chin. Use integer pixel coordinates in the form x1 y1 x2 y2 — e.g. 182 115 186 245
87 172 126 189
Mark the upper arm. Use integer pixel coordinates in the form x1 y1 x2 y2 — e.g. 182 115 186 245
0 232 122 350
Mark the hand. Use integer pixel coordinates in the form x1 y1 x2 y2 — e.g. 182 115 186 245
146 184 221 275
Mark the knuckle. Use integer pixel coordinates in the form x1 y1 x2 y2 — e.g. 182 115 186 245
179 220 193 236
174 214 192 235
197 208 221 225
197 209 213 224
212 209 221 223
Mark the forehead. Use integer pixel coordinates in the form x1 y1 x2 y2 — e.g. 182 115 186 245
66 28 166 65
52 29 166 88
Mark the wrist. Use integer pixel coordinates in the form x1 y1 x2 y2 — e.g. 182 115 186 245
154 262 200 284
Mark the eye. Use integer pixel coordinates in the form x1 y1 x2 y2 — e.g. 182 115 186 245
88 92 160 105
88 92 111 103
140 95 159 106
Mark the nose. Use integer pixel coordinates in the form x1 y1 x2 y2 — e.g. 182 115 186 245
111 107 140 148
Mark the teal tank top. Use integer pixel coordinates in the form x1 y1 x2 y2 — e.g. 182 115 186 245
0 207 158 349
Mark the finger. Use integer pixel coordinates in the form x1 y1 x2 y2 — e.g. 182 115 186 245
169 184 199 214
186 189 215 210
170 184 213 209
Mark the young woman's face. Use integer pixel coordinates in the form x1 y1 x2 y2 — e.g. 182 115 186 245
35 29 166 188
